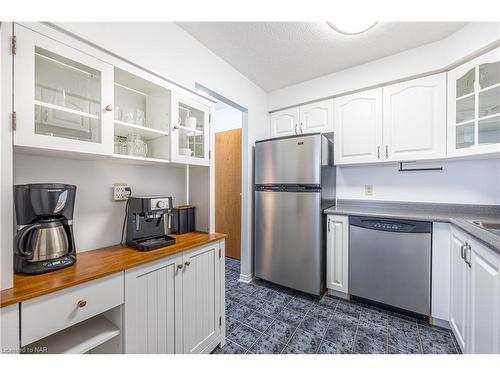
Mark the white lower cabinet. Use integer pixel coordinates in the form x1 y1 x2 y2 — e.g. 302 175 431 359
449 226 500 354
468 237 500 354
0 304 20 354
124 241 224 354
124 255 182 354
326 215 349 294
449 228 469 351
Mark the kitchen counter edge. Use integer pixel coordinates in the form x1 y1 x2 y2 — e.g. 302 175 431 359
0 232 226 308
324 202 500 255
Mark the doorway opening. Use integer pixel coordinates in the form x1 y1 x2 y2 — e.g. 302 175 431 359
196 84 246 261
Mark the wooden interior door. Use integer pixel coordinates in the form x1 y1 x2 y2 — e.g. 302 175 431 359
215 128 241 259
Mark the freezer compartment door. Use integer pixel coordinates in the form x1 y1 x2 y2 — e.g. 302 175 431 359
349 225 431 315
254 190 323 295
255 134 321 185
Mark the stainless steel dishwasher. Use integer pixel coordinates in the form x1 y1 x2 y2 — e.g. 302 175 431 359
349 216 432 317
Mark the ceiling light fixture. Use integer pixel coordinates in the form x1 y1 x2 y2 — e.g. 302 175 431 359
326 21 378 35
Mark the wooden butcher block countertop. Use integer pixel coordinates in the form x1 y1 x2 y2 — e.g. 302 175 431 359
0 232 226 308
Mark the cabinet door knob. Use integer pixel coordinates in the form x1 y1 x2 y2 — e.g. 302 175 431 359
105 105 113 112
77 300 87 308
177 264 183 270
185 261 191 267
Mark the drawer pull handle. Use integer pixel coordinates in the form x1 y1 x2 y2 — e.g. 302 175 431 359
77 300 87 308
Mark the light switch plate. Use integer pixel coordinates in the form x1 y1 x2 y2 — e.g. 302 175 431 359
365 185 373 196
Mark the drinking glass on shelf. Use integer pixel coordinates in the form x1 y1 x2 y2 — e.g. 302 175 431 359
127 133 148 157
124 110 135 124
135 109 145 127
114 105 123 121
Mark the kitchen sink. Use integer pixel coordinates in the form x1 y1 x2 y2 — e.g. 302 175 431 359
470 221 500 235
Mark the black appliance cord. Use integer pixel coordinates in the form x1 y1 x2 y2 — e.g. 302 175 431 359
120 188 132 245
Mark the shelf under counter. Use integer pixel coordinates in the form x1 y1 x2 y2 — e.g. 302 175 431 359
0 232 226 308
22 314 120 354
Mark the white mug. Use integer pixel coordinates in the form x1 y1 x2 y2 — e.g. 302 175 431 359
184 116 197 129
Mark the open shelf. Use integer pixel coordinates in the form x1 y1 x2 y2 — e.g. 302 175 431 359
114 120 169 140
23 315 120 354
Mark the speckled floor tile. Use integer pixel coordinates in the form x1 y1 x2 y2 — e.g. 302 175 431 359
300 314 330 336
286 328 323 354
264 320 296 344
245 311 275 333
318 339 352 354
308 304 334 320
218 259 460 355
249 335 286 354
286 297 312 314
276 308 305 327
352 335 387 354
227 324 263 350
212 340 247 354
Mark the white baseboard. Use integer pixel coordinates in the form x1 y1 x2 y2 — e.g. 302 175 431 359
238 273 254 284
430 317 451 330
327 289 349 300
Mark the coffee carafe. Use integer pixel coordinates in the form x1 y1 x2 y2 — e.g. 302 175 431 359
14 183 77 274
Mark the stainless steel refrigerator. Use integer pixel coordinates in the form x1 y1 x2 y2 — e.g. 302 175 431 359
254 133 336 296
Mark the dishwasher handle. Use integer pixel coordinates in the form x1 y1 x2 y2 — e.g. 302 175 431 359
349 216 432 234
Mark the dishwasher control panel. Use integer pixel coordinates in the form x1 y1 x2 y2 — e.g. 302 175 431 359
349 216 432 234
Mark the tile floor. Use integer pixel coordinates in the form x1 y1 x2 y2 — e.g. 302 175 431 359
213 257 460 355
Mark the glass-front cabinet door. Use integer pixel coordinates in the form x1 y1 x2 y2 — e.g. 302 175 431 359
14 24 114 155
448 47 500 157
171 94 210 166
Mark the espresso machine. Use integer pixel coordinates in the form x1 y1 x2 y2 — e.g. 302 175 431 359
126 195 176 251
14 183 77 274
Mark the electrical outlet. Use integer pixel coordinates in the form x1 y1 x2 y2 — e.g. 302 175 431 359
365 185 373 196
113 183 130 201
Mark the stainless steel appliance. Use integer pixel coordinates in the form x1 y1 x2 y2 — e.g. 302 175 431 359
14 183 77 274
125 195 176 251
349 216 432 317
254 133 336 296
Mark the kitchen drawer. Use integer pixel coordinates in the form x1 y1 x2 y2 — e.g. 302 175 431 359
21 273 124 346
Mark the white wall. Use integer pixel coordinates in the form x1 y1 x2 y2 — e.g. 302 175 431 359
14 154 187 252
214 105 242 133
337 159 500 205
48 22 270 278
268 23 500 110
1 24 14 290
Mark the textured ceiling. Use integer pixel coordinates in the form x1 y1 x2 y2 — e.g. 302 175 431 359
177 22 467 92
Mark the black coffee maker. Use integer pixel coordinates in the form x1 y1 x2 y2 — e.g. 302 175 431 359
14 183 77 274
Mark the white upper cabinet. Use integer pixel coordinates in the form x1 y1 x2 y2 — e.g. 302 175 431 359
14 24 114 156
270 100 333 138
270 107 299 137
448 47 500 157
383 74 446 161
171 94 210 166
334 88 383 165
299 99 334 134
